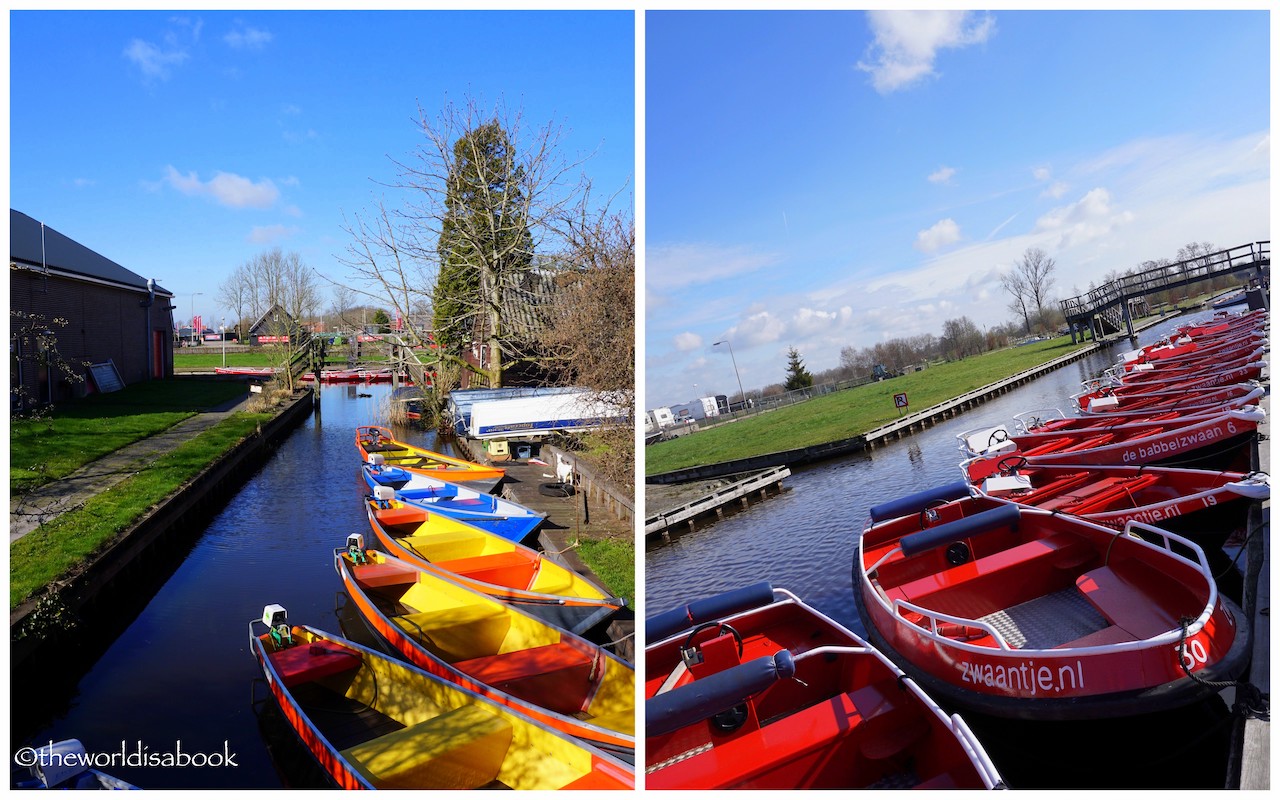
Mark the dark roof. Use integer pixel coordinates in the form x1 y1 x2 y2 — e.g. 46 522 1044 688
10 209 171 296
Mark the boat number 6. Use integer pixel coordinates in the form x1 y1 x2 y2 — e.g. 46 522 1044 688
1178 638 1208 671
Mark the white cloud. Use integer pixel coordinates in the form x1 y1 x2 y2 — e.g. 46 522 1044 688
647 242 780 292
248 224 300 244
791 307 850 336
1032 166 1052 182
1042 181 1069 199
914 218 962 253
123 38 189 81
1034 187 1134 248
730 311 787 347
225 24 272 50
673 332 703 352
163 166 280 209
928 166 956 184
858 11 995 94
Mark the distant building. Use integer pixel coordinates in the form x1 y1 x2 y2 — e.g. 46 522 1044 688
10 209 174 409
247 304 304 346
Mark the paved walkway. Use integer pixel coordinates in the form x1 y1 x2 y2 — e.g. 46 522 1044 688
9 394 250 543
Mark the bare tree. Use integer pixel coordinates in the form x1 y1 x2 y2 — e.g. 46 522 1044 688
216 262 253 342
1002 248 1057 333
337 97 594 391
236 249 322 391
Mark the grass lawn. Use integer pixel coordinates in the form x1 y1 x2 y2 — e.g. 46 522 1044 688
10 378 248 493
646 336 1093 475
11 412 272 608
576 537 635 608
174 351 274 369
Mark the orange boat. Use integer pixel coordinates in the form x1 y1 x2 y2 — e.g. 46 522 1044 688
355 425 505 485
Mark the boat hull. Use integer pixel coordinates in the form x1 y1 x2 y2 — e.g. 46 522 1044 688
854 499 1251 721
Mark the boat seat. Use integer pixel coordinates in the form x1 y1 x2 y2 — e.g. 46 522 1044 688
1036 474 1161 513
454 642 596 714
342 704 513 789
443 498 487 507
373 502 427 527
1075 560 1200 640
433 551 531 584
586 707 635 734
269 639 363 688
352 560 418 588
1055 624 1134 649
884 533 1093 619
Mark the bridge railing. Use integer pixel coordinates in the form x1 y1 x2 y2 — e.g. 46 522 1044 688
1061 240 1269 319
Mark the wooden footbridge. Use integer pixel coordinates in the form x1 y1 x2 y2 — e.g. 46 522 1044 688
1060 240 1269 342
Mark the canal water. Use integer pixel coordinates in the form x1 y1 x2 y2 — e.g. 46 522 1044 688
646 314 1244 789
12 383 456 789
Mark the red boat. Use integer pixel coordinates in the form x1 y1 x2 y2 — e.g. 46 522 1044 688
1105 348 1265 390
962 456 1268 547
854 494 1251 720
1072 381 1264 416
959 405 1264 471
1119 332 1265 372
1014 384 1265 431
1076 361 1266 410
645 584 1004 789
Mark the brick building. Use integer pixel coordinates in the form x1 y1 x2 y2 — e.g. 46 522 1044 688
10 209 175 409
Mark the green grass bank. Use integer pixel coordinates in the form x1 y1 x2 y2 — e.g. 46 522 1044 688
647 336 1094 475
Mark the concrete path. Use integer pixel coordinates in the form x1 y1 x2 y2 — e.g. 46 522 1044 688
9 394 250 543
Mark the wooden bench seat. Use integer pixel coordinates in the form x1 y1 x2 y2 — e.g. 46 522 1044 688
269 638 362 688
433 551 532 585
1036 474 1160 514
1075 559 1201 639
352 560 418 588
373 504 427 529
454 643 595 714
342 704 513 789
884 533 1093 618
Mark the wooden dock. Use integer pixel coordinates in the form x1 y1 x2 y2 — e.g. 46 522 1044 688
645 466 790 540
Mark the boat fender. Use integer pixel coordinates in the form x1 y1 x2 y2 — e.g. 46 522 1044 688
1225 473 1270 500
647 582 776 643
1229 406 1267 424
868 481 972 523
646 651 795 738
899 504 1021 558
369 453 386 466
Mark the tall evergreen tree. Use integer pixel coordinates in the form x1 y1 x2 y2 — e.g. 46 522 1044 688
433 121 534 383
783 347 813 391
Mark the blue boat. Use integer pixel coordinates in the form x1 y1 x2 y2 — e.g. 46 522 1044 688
363 462 545 543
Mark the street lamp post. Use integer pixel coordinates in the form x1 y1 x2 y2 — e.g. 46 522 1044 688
713 339 746 412
221 318 227 367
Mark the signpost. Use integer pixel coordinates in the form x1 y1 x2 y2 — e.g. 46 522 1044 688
893 392 909 417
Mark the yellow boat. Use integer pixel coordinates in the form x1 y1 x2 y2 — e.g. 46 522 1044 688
355 425 505 486
335 553 636 754
249 607 633 789
362 497 624 634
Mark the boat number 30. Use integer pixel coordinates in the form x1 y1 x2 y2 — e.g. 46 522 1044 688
1176 638 1209 671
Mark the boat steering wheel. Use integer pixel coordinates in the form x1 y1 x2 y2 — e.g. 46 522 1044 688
682 621 744 659
997 455 1029 476
988 429 1010 447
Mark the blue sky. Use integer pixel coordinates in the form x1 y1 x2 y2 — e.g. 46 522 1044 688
10 10 634 329
645 10 1270 409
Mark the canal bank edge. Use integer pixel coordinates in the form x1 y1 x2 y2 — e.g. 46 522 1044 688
647 341 1108 484
10 388 316 669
